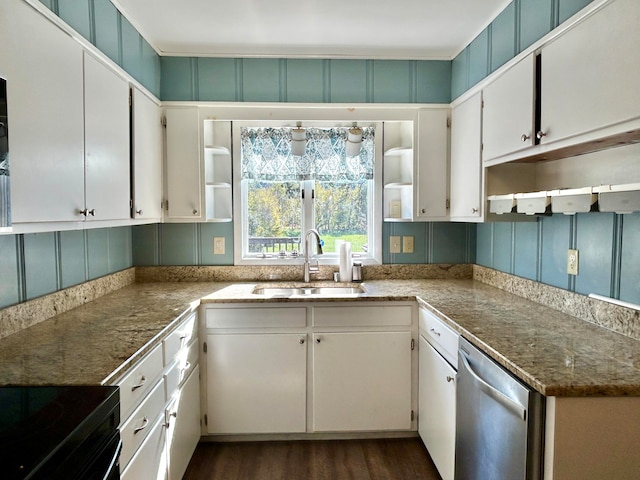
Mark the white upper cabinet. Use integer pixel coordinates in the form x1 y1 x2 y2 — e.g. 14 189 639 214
383 111 449 222
5 0 85 223
415 109 449 221
482 54 536 163
83 53 130 222
132 87 162 222
540 0 640 146
164 107 203 221
450 93 483 222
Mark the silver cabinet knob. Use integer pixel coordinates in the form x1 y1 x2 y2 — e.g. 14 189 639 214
471 207 479 214
299 337 305 345
88 209 95 216
315 337 321 344
192 209 198 215
536 131 547 140
136 209 143 216
521 133 530 142
446 376 455 383
78 208 96 217
421 208 426 214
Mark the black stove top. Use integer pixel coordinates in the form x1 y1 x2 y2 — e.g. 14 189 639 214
0 385 120 480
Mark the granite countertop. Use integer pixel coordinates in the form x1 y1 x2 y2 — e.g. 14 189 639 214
0 279 639 396
0 282 228 386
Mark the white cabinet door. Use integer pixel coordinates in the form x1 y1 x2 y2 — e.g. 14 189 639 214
132 87 162 221
83 53 130 221
450 92 483 222
415 109 449 220
419 336 456 480
167 365 200 480
540 0 640 145
165 107 202 220
205 333 307 434
5 0 85 223
482 54 536 162
312 331 412 432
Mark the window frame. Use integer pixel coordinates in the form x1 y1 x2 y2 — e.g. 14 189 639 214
233 120 383 266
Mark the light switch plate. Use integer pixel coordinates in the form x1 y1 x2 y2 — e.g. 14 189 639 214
403 236 414 253
567 249 579 275
214 237 225 255
390 236 401 254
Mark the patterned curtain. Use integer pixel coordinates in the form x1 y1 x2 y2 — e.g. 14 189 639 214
241 126 375 182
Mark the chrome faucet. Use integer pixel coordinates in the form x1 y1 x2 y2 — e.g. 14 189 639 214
303 229 323 283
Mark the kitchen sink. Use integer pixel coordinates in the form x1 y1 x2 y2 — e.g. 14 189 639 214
252 285 365 296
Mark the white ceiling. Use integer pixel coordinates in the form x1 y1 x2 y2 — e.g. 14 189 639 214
113 0 511 60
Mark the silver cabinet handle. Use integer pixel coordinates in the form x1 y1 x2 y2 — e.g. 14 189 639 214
192 209 198 215
79 208 87 216
136 209 143 215
446 376 455 383
421 208 426 214
131 375 146 391
471 207 479 214
315 337 321 344
299 337 305 344
133 416 149 434
88 209 95 216
459 352 526 421
521 133 530 142
536 131 547 140
429 328 441 337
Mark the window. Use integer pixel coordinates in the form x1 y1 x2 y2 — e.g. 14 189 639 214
234 122 382 264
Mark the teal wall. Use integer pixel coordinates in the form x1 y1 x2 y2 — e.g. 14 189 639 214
451 0 594 99
476 213 640 305
132 223 234 266
131 221 475 267
38 0 161 97
160 58 451 103
0 227 132 309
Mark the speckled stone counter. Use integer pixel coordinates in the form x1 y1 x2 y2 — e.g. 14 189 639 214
1 278 639 397
0 282 228 386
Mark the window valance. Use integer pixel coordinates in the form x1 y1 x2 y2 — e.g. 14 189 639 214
241 126 375 182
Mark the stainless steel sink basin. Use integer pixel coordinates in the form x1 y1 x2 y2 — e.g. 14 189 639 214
252 285 365 296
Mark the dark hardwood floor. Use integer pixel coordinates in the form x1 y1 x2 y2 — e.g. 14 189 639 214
182 438 442 480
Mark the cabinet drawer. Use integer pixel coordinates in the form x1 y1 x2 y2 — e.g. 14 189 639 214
163 312 197 365
164 340 199 399
205 306 306 328
117 344 163 419
120 379 165 470
120 415 166 480
419 308 459 368
313 305 412 327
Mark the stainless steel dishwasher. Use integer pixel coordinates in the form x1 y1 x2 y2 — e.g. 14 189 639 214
455 337 544 480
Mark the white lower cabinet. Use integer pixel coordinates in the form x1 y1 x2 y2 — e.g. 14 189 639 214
312 331 412 432
117 312 201 478
418 336 456 480
201 302 416 436
166 365 201 480
205 333 307 434
121 416 167 480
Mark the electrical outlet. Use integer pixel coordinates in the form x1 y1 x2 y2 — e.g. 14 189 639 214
567 249 579 275
403 236 414 253
390 236 401 254
214 237 225 255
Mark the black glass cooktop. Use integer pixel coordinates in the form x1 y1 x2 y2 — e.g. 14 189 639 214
0 385 120 480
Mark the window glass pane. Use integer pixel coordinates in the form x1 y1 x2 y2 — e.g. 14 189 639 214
315 180 369 254
247 180 302 254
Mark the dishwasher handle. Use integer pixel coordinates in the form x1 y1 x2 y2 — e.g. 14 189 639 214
459 351 527 421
